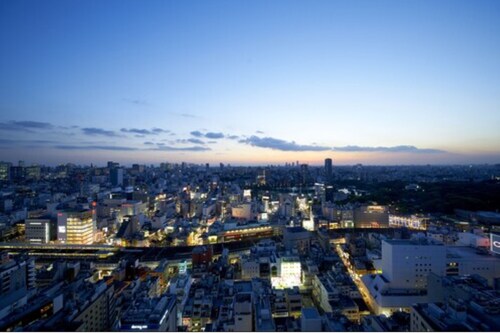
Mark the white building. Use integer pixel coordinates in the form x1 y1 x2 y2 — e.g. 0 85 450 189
271 255 302 289
360 238 447 315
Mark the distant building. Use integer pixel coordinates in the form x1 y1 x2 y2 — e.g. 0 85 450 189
354 205 389 228
25 218 54 244
0 162 12 181
324 158 333 181
57 209 95 245
110 167 124 187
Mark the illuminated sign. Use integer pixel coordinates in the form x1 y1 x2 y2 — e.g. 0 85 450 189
491 233 500 254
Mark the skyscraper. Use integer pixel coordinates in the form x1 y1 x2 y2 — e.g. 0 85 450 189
324 158 332 181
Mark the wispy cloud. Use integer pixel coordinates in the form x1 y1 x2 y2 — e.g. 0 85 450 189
171 112 200 118
123 98 148 106
121 128 169 135
152 128 169 134
0 138 57 146
152 145 211 152
332 145 446 153
256 130 265 134
55 145 138 151
81 127 119 137
227 135 239 140
0 120 54 132
242 136 331 151
187 138 205 145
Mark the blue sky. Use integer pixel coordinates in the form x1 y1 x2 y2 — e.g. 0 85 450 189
1 0 499 166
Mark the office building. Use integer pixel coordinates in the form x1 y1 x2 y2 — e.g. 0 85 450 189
0 162 12 181
324 158 333 181
110 167 124 187
25 218 54 244
57 209 95 245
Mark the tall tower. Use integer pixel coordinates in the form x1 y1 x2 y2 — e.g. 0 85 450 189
324 158 333 182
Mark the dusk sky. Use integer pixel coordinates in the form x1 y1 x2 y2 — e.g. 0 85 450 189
1 0 499 166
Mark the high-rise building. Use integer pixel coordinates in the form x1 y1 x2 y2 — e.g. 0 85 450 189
0 162 12 181
57 210 95 245
324 158 333 181
25 165 41 181
110 167 124 187
9 166 24 182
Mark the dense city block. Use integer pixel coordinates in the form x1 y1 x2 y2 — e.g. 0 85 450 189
0 161 499 331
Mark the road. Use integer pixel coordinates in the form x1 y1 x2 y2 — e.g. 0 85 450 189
334 243 375 314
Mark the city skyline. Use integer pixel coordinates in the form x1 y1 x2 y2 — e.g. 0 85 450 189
1 0 500 165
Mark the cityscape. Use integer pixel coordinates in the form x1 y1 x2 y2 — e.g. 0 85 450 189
1 1 500 332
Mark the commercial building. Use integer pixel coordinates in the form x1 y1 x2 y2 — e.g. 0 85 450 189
57 209 95 245
25 218 54 244
353 205 389 228
360 238 447 315
389 214 429 230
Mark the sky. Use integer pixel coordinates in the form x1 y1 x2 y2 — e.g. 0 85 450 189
0 0 499 166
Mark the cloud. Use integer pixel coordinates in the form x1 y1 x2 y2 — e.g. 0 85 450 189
121 128 153 135
81 127 119 137
205 132 224 139
121 127 169 136
55 145 138 151
242 136 331 151
0 138 57 146
190 131 204 137
188 138 205 144
179 113 197 118
256 130 265 134
0 120 54 132
123 98 148 106
332 145 446 153
152 128 169 134
170 112 199 118
143 141 155 145
152 145 211 152
227 135 239 140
